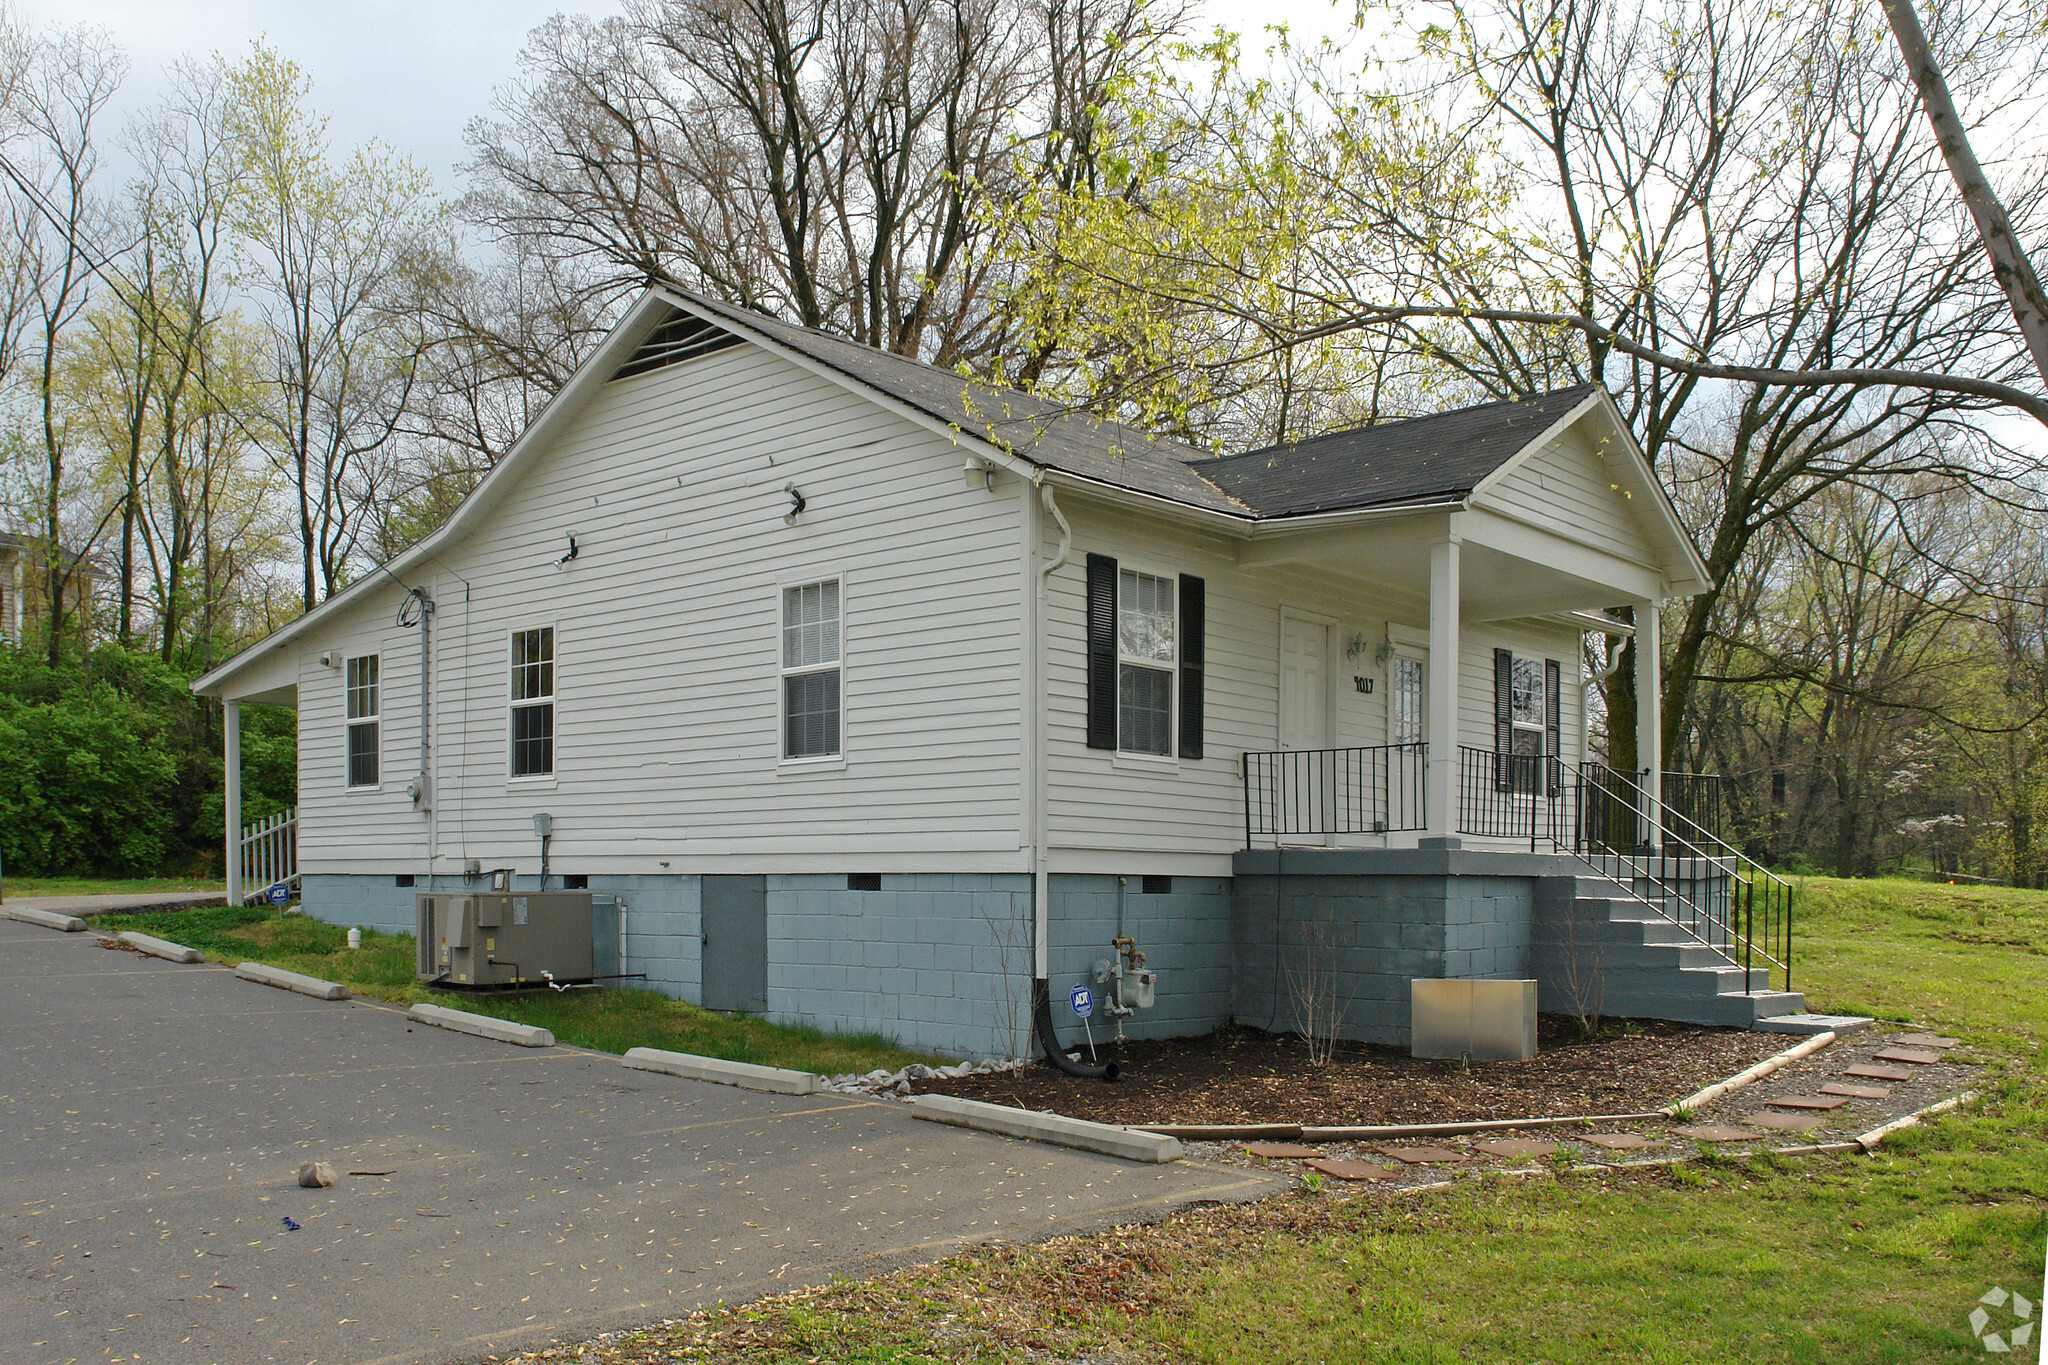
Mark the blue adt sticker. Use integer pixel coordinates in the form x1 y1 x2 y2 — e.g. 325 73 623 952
1069 983 1094 1019
266 883 291 907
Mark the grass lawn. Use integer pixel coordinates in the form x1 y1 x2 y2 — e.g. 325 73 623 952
91 903 948 1078
4 874 224 899
487 874 2048 1365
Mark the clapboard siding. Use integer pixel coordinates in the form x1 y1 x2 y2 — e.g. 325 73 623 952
1043 501 1589 858
296 592 430 865
294 341 1025 875
1455 620 1586 769
1483 425 1657 566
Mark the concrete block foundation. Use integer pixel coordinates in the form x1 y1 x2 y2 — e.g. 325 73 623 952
293 848 1794 1060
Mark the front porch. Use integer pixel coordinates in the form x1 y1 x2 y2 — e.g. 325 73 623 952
1234 750 1801 1040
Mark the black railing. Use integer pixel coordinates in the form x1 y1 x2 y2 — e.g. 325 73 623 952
1238 745 1790 992
1661 770 1724 847
1242 743 1427 844
1454 747 1568 844
1571 765 1793 993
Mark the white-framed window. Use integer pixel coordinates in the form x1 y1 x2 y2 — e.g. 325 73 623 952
1510 655 1546 759
1117 567 1175 755
509 626 555 778
1391 654 1425 746
781 578 841 760
345 654 379 788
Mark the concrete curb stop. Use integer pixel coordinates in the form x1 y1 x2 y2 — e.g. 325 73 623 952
622 1047 820 1095
5 906 86 932
120 931 202 964
235 961 351 1001
408 1001 554 1048
909 1093 1184 1164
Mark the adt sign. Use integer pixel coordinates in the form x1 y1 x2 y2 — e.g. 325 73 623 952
265 883 292 907
1069 983 1094 1019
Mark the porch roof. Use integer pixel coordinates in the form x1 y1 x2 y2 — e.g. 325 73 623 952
1197 386 1600 517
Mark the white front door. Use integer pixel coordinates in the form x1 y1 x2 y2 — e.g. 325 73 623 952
1279 613 1332 840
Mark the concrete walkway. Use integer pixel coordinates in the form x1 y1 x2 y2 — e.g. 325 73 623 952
1 890 227 914
0 916 1281 1365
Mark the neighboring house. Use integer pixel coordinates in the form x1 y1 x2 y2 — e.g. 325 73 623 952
193 285 1804 1062
0 531 97 647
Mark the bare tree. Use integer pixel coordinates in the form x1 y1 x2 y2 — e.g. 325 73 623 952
224 43 440 609
4 20 125 665
1879 0 2048 389
462 0 1185 378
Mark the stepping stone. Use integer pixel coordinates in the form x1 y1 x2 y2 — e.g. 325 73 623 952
1892 1033 1960 1049
1844 1064 1916 1082
1742 1111 1827 1132
1765 1094 1851 1111
1245 1142 1323 1159
1304 1158 1398 1182
1580 1133 1662 1150
1378 1145 1469 1164
1757 1013 1875 1035
1872 1047 1944 1065
1820 1082 1891 1100
1475 1138 1559 1159
1675 1125 1756 1143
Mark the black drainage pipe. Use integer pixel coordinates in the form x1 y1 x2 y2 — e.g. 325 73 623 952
1032 978 1120 1081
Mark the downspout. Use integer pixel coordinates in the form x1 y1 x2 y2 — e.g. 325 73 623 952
1027 480 1117 1080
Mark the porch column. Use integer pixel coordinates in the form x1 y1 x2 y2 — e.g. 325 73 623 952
1425 539 1461 837
224 700 242 907
1633 601 1663 851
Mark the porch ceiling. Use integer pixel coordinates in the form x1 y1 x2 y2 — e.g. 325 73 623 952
1237 511 1661 621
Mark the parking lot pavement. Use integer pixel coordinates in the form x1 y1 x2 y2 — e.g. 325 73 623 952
0 917 1283 1365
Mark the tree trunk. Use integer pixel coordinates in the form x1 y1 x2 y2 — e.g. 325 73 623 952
1880 0 2048 386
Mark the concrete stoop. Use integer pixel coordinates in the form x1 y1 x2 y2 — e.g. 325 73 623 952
1533 877 1805 1028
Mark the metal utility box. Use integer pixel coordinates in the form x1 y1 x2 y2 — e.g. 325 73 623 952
416 892 597 988
1410 978 1539 1061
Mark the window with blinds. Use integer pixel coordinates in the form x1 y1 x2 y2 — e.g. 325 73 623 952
782 579 841 760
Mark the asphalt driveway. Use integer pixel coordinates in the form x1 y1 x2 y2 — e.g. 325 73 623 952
0 913 1281 1365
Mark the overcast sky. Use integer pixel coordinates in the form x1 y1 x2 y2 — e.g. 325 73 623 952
17 0 1362 193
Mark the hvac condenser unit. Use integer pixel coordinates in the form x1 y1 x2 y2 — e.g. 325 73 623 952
416 892 596 988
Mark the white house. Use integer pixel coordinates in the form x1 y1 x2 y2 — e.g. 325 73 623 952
193 285 1803 1061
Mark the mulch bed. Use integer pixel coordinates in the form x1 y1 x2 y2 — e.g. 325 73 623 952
911 1017 1786 1126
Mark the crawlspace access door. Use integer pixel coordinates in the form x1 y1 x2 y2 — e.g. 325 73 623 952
701 874 768 1013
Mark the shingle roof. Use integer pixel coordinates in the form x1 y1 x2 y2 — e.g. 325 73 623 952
669 292 1252 515
1193 386 1602 518
666 289 1598 521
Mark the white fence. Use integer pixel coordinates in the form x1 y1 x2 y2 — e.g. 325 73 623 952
240 807 298 905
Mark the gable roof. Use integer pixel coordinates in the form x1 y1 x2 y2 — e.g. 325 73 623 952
1195 386 1601 518
665 291 1253 516
193 283 1703 697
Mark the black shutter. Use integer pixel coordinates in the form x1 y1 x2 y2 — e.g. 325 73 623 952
1493 647 1514 792
1085 554 1118 750
1178 574 1204 760
1545 657 1563 795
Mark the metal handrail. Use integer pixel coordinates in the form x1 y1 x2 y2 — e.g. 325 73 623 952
1242 743 1427 844
1574 765 1793 991
1236 746 1791 993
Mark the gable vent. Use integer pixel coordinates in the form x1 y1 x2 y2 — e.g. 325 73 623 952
610 309 744 380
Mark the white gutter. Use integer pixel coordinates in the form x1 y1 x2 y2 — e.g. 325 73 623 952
1557 609 1636 637
1029 482 1072 981
1036 465 1468 537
